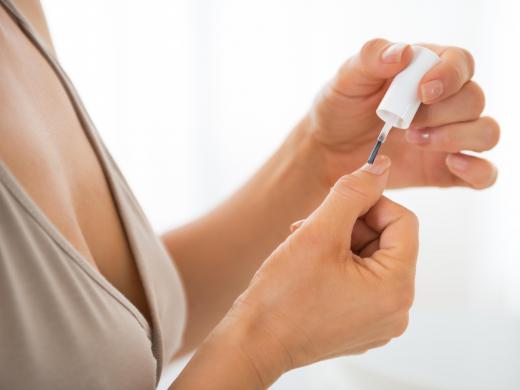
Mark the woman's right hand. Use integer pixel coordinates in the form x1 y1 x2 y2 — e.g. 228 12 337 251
172 155 419 389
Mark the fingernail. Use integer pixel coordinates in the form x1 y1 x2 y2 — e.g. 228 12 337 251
362 155 391 175
381 43 408 64
405 128 431 144
446 154 468 171
421 80 444 102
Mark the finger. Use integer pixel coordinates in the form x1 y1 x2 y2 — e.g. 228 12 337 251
290 219 305 233
445 153 498 189
304 155 391 247
332 39 413 98
351 219 379 254
412 81 485 128
358 236 380 258
419 46 475 104
363 197 419 266
405 116 500 153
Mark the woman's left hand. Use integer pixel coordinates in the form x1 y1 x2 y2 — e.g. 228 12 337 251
304 38 499 189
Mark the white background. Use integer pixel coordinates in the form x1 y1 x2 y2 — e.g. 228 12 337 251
42 1 520 389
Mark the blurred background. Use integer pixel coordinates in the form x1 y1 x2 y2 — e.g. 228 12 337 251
42 0 519 389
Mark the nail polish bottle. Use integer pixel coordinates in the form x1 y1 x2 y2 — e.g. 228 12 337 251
367 46 440 164
377 46 441 130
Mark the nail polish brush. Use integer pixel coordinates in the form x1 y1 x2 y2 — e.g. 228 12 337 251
367 46 441 164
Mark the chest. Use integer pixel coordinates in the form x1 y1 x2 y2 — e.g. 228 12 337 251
0 6 151 323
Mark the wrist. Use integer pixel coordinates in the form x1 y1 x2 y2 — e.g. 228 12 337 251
277 116 331 202
288 115 359 190
171 310 287 389
288 116 328 185
206 304 293 389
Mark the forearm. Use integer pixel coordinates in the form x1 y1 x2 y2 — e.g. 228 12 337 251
170 314 290 390
162 119 330 355
170 336 265 390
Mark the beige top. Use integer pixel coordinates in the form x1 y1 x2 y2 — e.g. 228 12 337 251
0 1 186 389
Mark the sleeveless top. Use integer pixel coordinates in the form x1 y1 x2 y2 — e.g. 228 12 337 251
0 1 187 389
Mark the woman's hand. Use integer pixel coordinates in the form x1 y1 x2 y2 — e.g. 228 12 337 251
305 38 499 189
171 156 419 389
165 39 498 359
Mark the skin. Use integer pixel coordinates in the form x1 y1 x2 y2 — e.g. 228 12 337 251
309 40 499 189
0 1 499 387
172 156 419 388
0 1 152 323
164 40 499 358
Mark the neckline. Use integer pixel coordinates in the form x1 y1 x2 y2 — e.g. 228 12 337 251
0 0 159 356
0 161 152 337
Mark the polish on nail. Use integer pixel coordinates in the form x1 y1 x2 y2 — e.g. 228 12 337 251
446 154 469 171
406 129 431 144
421 80 444 102
361 156 391 175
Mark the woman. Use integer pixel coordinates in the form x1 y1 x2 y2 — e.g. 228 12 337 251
0 0 499 389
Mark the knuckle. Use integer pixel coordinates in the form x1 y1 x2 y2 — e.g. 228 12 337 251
360 38 387 63
447 60 466 86
450 47 475 79
440 127 458 151
400 286 415 310
481 117 501 150
460 47 476 77
377 339 391 348
285 229 329 266
333 174 370 202
291 225 325 249
407 208 419 225
466 81 486 115
382 297 401 316
392 314 410 338
361 38 386 54
290 221 345 258
407 212 420 233
388 266 416 307
398 206 420 231
382 284 415 314
444 46 474 85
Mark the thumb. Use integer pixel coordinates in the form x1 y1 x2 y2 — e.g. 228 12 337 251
333 39 413 98
306 156 391 245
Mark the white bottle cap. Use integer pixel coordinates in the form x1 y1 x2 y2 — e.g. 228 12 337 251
376 45 440 129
